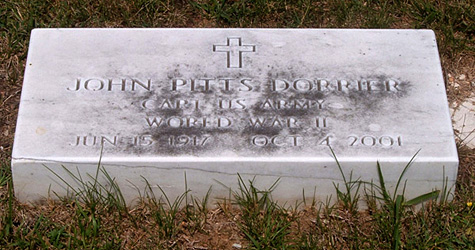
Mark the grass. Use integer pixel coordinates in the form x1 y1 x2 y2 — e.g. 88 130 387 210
45 164 127 214
0 160 14 244
3 156 472 249
331 147 362 215
0 0 474 249
369 154 440 250
231 175 292 249
143 176 188 241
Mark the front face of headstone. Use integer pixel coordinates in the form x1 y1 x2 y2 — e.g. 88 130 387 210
12 29 458 204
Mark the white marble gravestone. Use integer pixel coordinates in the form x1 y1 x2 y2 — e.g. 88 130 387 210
12 29 458 205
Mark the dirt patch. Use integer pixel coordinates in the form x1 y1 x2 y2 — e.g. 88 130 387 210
0 74 21 161
445 53 475 106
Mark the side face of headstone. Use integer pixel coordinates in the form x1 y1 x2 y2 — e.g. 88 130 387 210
12 29 458 205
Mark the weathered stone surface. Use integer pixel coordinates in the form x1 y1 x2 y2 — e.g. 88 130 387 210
451 95 475 149
12 29 458 205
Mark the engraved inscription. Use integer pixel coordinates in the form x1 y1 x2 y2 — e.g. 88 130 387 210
249 117 300 128
65 44 408 155
68 78 152 92
260 99 324 110
141 99 201 110
168 135 211 147
65 73 407 154
315 117 328 128
272 78 401 92
71 135 118 146
145 117 233 128
72 135 156 147
213 37 256 68
251 135 302 147
171 78 255 92
348 135 402 147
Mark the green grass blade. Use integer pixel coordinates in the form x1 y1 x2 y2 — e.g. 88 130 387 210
92 145 104 191
330 147 347 185
394 150 420 198
392 195 403 250
405 190 440 206
44 165 79 196
376 161 391 202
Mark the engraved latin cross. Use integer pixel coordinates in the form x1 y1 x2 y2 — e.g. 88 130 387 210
213 37 256 68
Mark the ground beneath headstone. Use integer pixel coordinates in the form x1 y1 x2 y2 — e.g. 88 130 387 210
446 57 475 149
451 95 475 149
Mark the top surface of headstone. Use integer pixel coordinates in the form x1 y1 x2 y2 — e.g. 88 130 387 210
13 28 457 162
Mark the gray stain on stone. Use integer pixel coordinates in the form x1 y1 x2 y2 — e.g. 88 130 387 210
120 63 412 157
